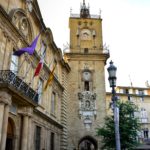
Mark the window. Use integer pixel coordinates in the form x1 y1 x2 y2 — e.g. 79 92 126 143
38 79 43 104
84 48 89 53
84 81 89 91
140 96 144 102
51 92 56 114
123 89 129 94
9 103 17 114
141 108 148 123
125 89 129 94
139 90 144 96
50 132 55 150
138 90 144 101
128 96 133 102
35 126 41 150
10 54 19 74
128 95 131 101
40 41 47 56
143 129 149 139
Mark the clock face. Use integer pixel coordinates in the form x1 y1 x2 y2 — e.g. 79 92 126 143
83 71 91 81
81 29 91 40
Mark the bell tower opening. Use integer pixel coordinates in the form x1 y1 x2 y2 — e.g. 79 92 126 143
80 0 90 18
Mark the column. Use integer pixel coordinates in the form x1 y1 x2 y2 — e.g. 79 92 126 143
0 103 5 145
27 116 32 150
0 91 11 150
0 105 10 150
21 115 29 150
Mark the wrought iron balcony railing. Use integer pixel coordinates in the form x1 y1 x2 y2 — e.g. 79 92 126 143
0 70 38 103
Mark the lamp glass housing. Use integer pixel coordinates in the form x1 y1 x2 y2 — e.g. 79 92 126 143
107 61 117 87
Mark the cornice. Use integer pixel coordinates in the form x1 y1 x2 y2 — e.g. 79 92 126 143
34 109 63 129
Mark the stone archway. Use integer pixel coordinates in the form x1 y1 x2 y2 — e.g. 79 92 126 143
5 118 15 150
78 136 98 150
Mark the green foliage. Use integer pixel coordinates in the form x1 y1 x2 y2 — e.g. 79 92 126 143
97 101 141 150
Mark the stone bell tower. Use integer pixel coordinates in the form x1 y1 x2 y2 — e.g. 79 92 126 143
65 1 109 149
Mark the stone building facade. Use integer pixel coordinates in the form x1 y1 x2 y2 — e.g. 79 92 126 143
0 0 70 150
106 86 150 149
2 0 150 150
0 0 110 149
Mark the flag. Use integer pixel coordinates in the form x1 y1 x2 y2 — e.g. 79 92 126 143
44 62 57 91
13 33 40 56
34 43 47 77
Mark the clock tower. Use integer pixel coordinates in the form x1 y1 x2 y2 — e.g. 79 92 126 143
65 1 109 149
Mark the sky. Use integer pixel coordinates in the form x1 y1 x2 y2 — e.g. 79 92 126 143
37 0 150 90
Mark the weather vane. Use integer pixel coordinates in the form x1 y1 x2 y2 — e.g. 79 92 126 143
99 9 102 17
70 7 72 15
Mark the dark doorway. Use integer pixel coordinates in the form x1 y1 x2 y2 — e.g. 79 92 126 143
6 118 15 150
78 136 98 150
6 138 13 150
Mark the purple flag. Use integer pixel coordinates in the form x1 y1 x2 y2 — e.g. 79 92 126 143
13 33 40 56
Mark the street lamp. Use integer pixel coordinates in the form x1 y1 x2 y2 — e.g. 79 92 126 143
107 60 121 150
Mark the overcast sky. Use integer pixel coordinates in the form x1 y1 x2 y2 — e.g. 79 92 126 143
37 0 150 90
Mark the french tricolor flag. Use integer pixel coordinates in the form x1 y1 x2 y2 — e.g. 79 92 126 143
34 43 47 77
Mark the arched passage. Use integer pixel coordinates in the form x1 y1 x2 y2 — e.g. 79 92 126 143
5 118 15 150
78 136 98 150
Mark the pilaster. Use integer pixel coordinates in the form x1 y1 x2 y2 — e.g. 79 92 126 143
0 91 12 150
18 106 33 150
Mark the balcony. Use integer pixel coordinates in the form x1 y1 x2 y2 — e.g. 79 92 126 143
140 118 148 123
0 70 38 104
70 13 101 19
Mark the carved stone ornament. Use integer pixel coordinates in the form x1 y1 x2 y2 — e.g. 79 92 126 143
78 91 96 111
78 91 97 128
10 9 32 41
26 0 33 12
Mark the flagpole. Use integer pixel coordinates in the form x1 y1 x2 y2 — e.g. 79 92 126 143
17 59 33 89
29 57 54 99
26 75 35 93
44 61 57 91
18 53 29 70
26 41 47 93
11 32 41 84
17 44 43 89
32 58 56 102
26 43 47 93
49 58 55 68
18 37 43 70
22 61 33 79
10 53 29 84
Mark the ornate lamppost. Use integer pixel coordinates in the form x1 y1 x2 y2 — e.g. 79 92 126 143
107 60 121 150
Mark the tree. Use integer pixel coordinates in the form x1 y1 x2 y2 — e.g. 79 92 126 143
97 101 141 150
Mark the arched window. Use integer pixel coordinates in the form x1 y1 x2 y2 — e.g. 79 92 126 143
84 81 89 91
82 70 92 91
